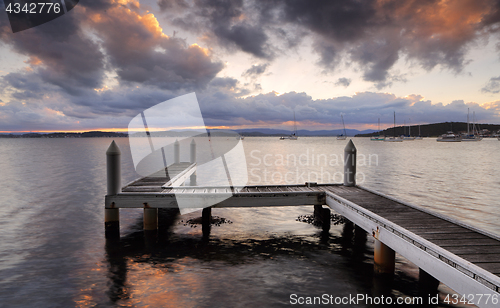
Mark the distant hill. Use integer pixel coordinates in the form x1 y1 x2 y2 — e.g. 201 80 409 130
235 128 376 136
355 122 500 137
0 131 127 138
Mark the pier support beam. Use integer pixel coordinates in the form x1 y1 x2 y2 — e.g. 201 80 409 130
190 139 196 186
344 140 356 186
419 268 440 296
105 140 121 239
321 207 331 231
313 204 322 221
202 207 211 237
374 239 395 275
143 207 158 231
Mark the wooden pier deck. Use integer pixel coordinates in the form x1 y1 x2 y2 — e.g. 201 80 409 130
106 181 500 307
121 162 196 193
104 140 500 308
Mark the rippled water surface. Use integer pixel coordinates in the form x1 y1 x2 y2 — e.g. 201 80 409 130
0 137 498 307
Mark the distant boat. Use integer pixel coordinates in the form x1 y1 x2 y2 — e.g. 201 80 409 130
337 114 347 140
237 136 245 140
437 131 461 142
371 118 385 141
415 124 423 140
384 112 403 142
402 119 415 140
462 109 482 142
280 111 298 140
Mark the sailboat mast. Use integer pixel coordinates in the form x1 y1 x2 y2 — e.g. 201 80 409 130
293 111 297 135
393 112 396 138
467 108 470 136
473 111 476 135
341 115 346 135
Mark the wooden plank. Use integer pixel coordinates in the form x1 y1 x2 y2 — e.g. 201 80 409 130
429 239 500 247
106 192 323 209
418 232 489 240
128 181 168 187
458 254 500 263
444 246 500 255
407 225 468 232
122 186 164 192
473 263 500 275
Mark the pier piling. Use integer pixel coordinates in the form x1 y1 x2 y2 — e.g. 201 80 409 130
105 141 121 239
418 268 440 296
202 207 211 237
374 239 395 275
143 207 158 231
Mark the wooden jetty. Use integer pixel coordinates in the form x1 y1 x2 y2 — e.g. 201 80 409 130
104 140 500 308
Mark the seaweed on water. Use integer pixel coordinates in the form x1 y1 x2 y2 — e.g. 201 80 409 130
296 213 346 227
181 216 233 228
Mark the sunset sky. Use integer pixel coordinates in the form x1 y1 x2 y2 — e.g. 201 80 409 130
1 0 500 132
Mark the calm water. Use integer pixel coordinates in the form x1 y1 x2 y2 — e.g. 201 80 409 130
0 137 498 307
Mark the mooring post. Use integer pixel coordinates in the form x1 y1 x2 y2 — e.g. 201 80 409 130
344 140 356 186
374 239 395 275
174 139 180 164
190 139 196 186
105 140 121 239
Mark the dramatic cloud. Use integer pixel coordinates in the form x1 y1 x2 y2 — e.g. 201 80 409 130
0 0 224 129
196 90 500 129
1 0 500 132
161 0 500 87
482 76 500 93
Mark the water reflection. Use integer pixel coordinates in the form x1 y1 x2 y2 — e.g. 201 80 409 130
101 211 449 308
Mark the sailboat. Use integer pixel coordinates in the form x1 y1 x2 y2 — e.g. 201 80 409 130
337 114 347 140
403 119 415 140
415 124 423 140
384 112 403 142
280 111 298 140
370 118 385 141
462 109 482 141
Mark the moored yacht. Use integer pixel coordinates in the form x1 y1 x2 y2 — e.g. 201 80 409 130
437 131 461 142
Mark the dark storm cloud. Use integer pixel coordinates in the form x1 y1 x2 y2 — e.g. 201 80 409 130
162 0 275 59
481 76 500 94
0 0 224 120
163 0 500 88
87 2 224 90
0 4 106 95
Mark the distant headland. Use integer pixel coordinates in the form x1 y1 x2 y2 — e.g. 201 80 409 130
1 122 500 138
